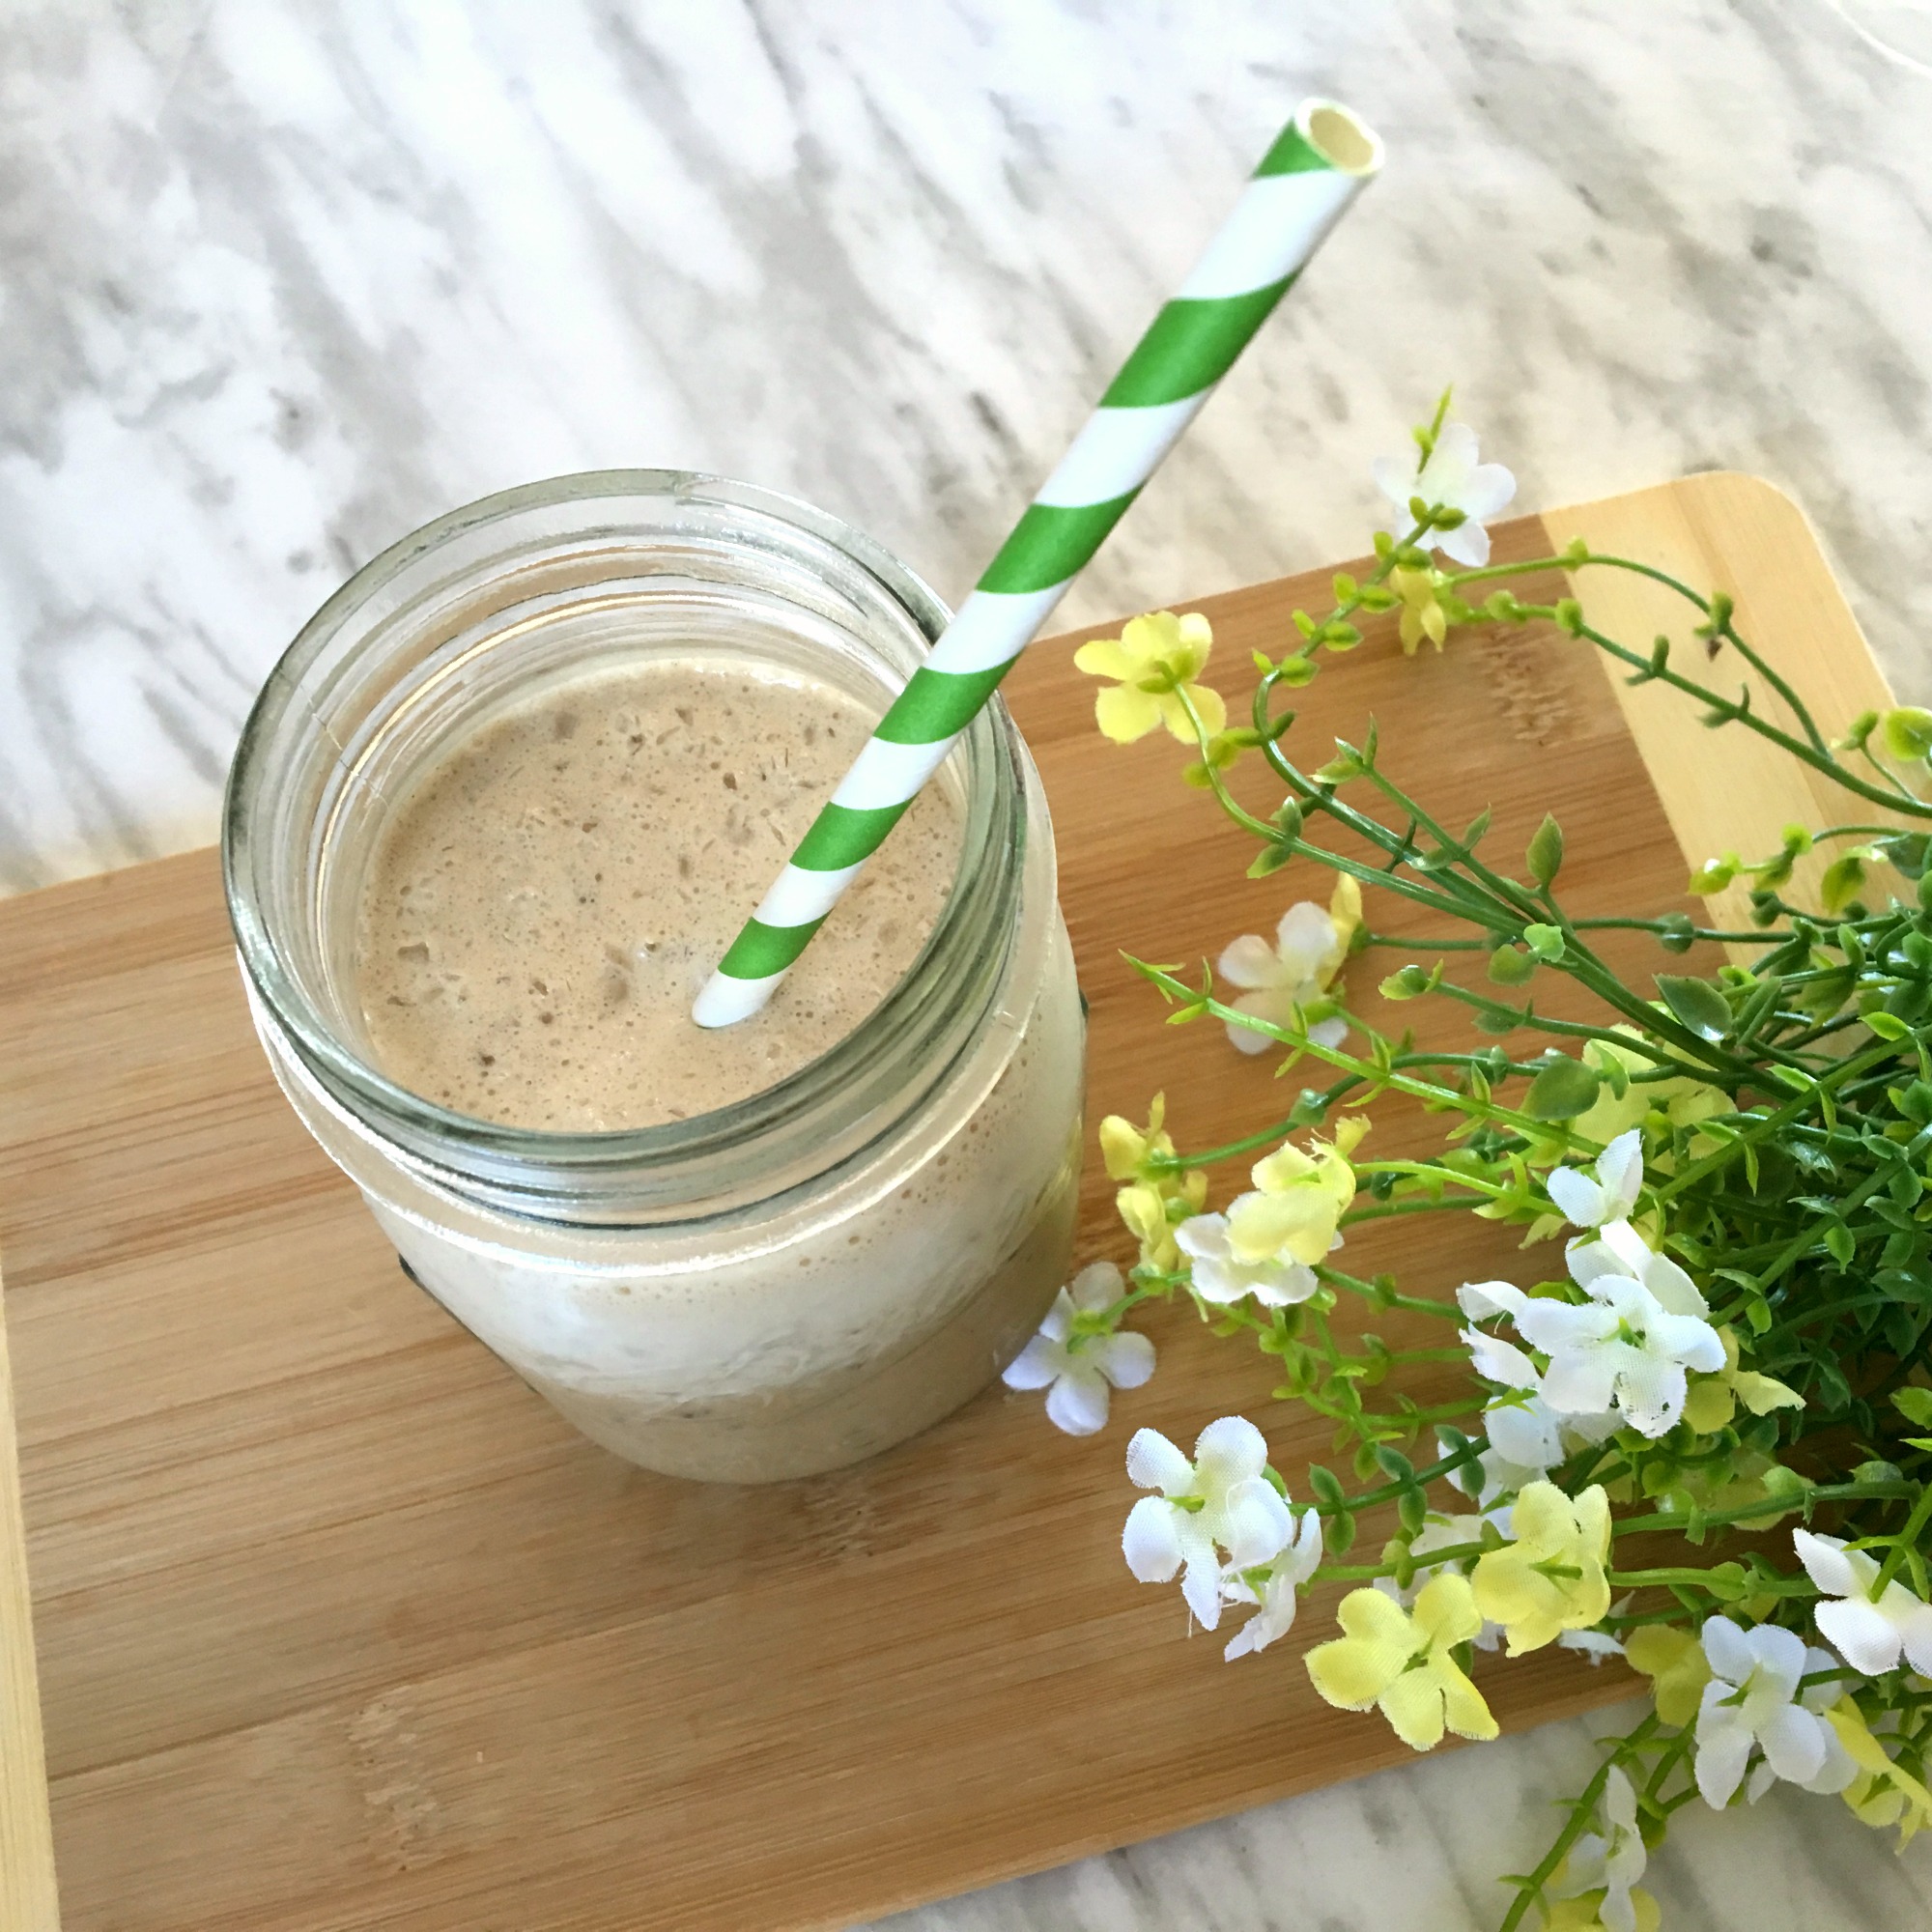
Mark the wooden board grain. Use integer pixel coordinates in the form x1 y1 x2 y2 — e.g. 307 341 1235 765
0 474 1889 1931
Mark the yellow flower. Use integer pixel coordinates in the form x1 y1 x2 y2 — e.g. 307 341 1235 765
1829 1704 1932 1844
1225 1117 1370 1267
1115 1172 1207 1273
1390 564 1448 652
1099 1094 1177 1181
1681 1326 1804 1435
1104 1094 1207 1271
1624 1623 1712 1727
1305 1572 1498 1750
1073 611 1229 745
1472 1482 1611 1656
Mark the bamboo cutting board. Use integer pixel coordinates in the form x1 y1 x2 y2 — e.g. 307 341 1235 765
0 474 1895 1931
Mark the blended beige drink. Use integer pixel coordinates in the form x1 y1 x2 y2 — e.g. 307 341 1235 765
227 472 1084 1485
355 663 962 1131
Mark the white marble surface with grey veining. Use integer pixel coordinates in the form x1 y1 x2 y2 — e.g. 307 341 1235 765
6 2 1932 1926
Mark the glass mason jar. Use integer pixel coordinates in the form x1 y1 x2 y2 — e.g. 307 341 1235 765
224 471 1085 1483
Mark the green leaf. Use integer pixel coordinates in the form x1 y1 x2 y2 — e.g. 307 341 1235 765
1525 813 1565 888
1824 1222 1856 1266
1892 1388 1932 1428
1863 1009 1911 1042
1308 1463 1346 1509
1656 974 1732 1041
1327 1509 1357 1555
1247 842 1294 878
1522 1055 1602 1122
1374 1445 1415 1484
1820 854 1866 915
1397 1488 1428 1535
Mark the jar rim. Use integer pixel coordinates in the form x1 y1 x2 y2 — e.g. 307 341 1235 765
222 469 1031 1221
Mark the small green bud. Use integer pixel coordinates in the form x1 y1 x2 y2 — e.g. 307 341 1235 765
1561 536 1590 568
1275 654 1320 688
1553 597 1585 638
1687 853 1740 895
1836 708 1880 752
1881 706 1932 764
1525 813 1565 887
1379 964 1434 1001
1488 945 1536 985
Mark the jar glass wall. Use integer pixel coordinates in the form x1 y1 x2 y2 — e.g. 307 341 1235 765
224 472 1085 1481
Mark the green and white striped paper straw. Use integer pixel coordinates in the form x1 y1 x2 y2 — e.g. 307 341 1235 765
694 99 1383 1029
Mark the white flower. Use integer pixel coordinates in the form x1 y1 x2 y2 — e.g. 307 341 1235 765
1550 1766 1646 1932
1373 418 1518 568
1174 1211 1320 1308
1122 1416 1294 1629
1567 1217 1707 1321
1002 1262 1153 1435
1460 1221 1722 1439
1793 1528 1932 1676
1221 1506 1324 1661
1547 1128 1644 1231
1692 1614 1854 1807
1216 884 1357 1056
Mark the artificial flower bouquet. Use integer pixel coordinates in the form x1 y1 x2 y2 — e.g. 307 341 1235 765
1004 396 1932 1932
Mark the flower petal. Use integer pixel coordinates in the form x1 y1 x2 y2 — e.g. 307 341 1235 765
1125 1427 1193 1495
1546 1166 1605 1228
1758 1702 1827 1787
1180 1552 1223 1629
1193 1414 1269 1486
1044 1363 1111 1435
1000 1332 1066 1391
1094 1329 1156 1391
1122 1495 1183 1581
1694 1715 1752 1808
1597 1130 1644 1217
1463 1327 1542 1391
1217 933 1286 991
1072 637 1138 680
1699 1613 1754 1687
1225 992 1284 1055
1273 902 1338 980
1540 1345 1621 1420
1814 1597 1905 1676
1067 1260 1125 1314
1094 682 1162 744
1435 1656 1499 1741
1377 1666 1447 1749
1217 1476 1294 1567
1792 1529 1863 1599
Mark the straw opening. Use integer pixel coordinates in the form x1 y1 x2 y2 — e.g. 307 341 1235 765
1299 100 1383 178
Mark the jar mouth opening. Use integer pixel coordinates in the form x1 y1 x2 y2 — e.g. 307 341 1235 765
223 470 1027 1206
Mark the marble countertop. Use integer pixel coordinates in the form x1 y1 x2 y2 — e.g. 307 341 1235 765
6 2 1932 1927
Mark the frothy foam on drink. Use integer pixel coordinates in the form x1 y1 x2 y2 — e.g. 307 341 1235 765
353 662 961 1131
